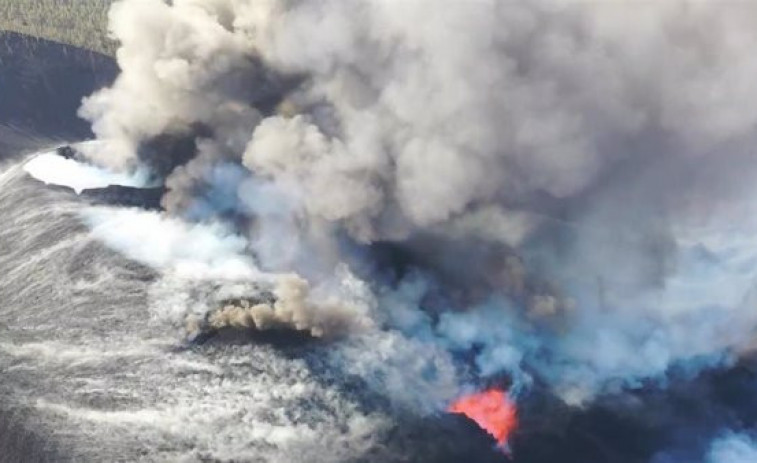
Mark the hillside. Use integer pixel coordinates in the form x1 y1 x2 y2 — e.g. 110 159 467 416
0 31 117 159
0 0 115 55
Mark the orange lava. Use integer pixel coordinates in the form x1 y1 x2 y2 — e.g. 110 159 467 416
448 388 517 447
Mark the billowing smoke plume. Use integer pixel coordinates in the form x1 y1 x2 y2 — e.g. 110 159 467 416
79 0 757 412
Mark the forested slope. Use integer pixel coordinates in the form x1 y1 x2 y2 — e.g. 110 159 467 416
0 0 114 55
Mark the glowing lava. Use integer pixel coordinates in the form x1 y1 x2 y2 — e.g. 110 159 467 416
448 388 517 447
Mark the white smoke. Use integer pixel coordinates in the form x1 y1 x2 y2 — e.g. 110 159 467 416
78 0 757 408
79 204 455 411
81 206 259 279
24 144 150 194
707 432 757 463
81 206 375 339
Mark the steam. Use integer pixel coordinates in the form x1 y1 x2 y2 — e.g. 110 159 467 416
24 144 149 194
707 433 757 463
78 0 757 411
81 207 258 279
81 207 375 338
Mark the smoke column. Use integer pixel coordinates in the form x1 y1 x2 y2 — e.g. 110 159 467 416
75 0 757 448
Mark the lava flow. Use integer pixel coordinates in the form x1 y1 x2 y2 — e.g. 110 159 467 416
448 388 517 448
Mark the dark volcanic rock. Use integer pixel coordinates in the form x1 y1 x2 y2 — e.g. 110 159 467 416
80 184 166 210
28 171 166 210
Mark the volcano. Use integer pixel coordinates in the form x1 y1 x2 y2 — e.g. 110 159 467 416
4 2 757 463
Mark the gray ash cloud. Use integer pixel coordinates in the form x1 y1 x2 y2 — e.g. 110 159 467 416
65 0 757 460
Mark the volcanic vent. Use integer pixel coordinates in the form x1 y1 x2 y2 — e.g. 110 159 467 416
6 0 757 461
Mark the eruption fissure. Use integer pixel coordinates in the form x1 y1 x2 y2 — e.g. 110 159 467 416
448 388 518 448
68 0 757 458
